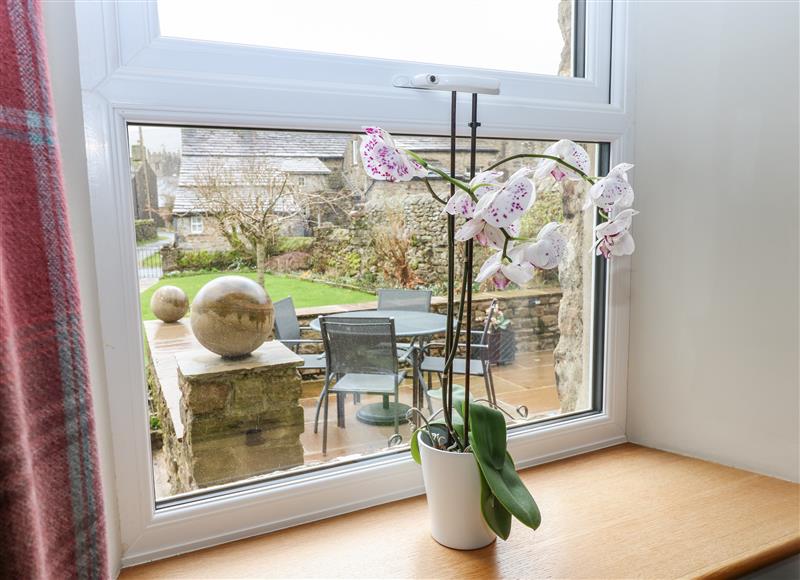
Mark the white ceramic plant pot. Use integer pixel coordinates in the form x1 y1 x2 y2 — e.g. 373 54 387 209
418 432 496 550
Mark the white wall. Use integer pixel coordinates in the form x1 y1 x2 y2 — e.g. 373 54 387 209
628 1 799 482
42 2 122 575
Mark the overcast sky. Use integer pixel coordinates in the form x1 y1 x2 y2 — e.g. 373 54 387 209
135 1 566 154
157 0 564 74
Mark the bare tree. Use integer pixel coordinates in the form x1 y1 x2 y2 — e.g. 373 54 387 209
194 158 352 287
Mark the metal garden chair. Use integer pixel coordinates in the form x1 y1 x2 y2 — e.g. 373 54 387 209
419 299 499 406
273 296 326 373
377 288 433 312
377 288 434 363
315 316 410 455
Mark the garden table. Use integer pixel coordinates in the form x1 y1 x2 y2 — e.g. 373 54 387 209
309 310 450 426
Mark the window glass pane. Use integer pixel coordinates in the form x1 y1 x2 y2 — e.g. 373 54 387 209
156 0 578 77
128 124 599 502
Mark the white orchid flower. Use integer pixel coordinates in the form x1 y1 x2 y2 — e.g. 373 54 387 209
455 168 534 245
583 163 635 212
476 248 535 290
476 220 520 250
443 170 503 219
515 222 568 270
473 168 535 228
359 127 428 182
593 208 639 258
534 139 590 182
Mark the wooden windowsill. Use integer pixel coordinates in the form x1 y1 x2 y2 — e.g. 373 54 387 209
121 444 800 579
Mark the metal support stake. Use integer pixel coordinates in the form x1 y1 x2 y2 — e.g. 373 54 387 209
462 93 479 446
443 91 457 433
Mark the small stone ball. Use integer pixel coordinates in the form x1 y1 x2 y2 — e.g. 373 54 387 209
190 276 273 359
150 285 189 323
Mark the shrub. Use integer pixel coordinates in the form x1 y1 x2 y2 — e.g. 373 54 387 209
275 236 314 254
175 249 254 271
134 219 157 242
371 212 421 289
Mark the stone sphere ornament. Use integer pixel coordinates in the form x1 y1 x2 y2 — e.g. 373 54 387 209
150 285 189 323
190 276 274 359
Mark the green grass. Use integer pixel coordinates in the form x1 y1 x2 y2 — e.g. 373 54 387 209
139 252 162 268
136 233 170 247
140 271 374 321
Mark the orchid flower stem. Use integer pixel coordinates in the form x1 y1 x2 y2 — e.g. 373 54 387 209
406 150 474 198
422 178 447 205
485 153 597 186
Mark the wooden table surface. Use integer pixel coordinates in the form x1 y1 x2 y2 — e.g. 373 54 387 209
121 444 800 579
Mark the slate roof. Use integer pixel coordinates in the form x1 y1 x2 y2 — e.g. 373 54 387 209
173 187 301 216
178 156 330 187
180 128 498 158
393 136 498 153
181 128 351 158
175 128 498 215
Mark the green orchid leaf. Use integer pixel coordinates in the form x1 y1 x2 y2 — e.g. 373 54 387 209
410 428 423 464
469 403 507 470
477 452 541 531
427 385 469 401
479 466 512 540
452 393 466 420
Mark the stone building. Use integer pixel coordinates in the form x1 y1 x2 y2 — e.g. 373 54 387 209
172 128 352 251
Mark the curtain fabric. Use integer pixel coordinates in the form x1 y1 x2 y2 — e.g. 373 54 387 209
0 0 107 578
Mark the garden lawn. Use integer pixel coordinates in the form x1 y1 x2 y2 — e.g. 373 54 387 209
140 271 374 321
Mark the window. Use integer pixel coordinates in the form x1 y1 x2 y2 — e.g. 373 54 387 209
190 215 203 234
157 0 576 77
130 124 604 503
297 176 305 189
77 0 630 566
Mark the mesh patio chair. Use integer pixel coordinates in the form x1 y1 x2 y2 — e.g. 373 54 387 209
273 296 326 372
377 288 433 312
419 299 499 406
315 316 410 455
377 288 433 359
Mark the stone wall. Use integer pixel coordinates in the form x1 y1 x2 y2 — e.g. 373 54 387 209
146 335 305 495
294 288 563 355
174 215 232 252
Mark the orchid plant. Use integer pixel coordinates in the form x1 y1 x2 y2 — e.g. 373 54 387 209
359 126 637 540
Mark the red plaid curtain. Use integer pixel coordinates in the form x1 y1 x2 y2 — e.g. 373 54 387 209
0 0 108 577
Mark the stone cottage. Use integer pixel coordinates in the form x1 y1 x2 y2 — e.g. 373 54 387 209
173 128 352 251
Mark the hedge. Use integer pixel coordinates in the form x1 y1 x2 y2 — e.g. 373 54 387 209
175 249 255 271
134 219 157 242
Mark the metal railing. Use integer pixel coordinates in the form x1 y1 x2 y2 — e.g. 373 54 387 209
137 246 163 280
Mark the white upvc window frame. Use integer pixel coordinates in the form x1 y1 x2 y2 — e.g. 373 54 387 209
75 0 634 566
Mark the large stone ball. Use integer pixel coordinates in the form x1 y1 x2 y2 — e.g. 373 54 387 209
190 276 274 358
150 285 189 323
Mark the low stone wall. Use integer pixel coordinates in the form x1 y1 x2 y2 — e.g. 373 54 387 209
144 320 304 495
293 288 562 354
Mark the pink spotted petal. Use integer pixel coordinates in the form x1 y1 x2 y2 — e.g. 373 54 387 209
443 191 476 218
474 173 535 229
